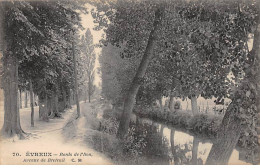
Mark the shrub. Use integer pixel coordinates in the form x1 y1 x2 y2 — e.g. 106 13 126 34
133 106 258 148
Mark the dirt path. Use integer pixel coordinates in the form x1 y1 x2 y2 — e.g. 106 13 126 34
0 102 112 165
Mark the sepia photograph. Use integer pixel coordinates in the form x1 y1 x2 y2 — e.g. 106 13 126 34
0 0 259 165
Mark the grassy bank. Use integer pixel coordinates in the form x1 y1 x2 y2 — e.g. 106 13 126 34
75 100 169 164
133 106 259 152
134 107 222 139
69 100 259 164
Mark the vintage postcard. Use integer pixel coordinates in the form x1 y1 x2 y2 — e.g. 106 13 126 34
0 0 259 165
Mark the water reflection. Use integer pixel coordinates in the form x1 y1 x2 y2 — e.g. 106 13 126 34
169 129 203 165
170 128 191 164
128 116 255 165
128 118 169 164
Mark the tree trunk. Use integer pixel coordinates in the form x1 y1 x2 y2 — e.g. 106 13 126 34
206 102 242 164
25 91 28 108
54 91 59 117
158 98 163 112
29 79 34 127
117 6 164 139
36 94 38 106
35 94 38 106
2 55 24 138
39 98 43 119
72 90 75 104
170 128 175 154
191 137 199 164
254 3 260 148
19 89 22 109
169 95 174 112
84 86 87 103
72 40 80 118
68 89 72 108
1 3 25 138
206 101 209 113
88 84 91 103
206 3 260 164
88 74 91 103
42 95 49 121
186 99 189 111
159 125 164 137
61 85 67 111
191 95 198 115
39 87 49 121
47 92 55 119
170 129 178 164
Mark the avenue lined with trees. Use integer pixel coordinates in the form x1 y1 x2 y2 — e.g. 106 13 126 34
0 0 259 165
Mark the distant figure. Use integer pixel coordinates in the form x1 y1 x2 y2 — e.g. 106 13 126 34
174 101 181 110
35 101 38 106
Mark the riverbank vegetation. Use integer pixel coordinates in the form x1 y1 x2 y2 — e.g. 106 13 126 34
77 100 259 165
134 106 259 151
97 0 260 164
1 0 260 165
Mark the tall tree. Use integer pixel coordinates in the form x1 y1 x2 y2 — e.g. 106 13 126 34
80 28 96 103
0 0 85 137
94 0 258 142
100 43 141 108
72 37 80 118
116 2 165 139
0 1 42 138
206 0 259 164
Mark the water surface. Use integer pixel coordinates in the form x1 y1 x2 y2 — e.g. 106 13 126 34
128 116 254 165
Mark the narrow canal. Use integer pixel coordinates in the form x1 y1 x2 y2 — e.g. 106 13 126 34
124 115 257 165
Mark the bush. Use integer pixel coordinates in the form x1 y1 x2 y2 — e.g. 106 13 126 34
133 107 221 138
134 106 259 150
90 107 171 164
